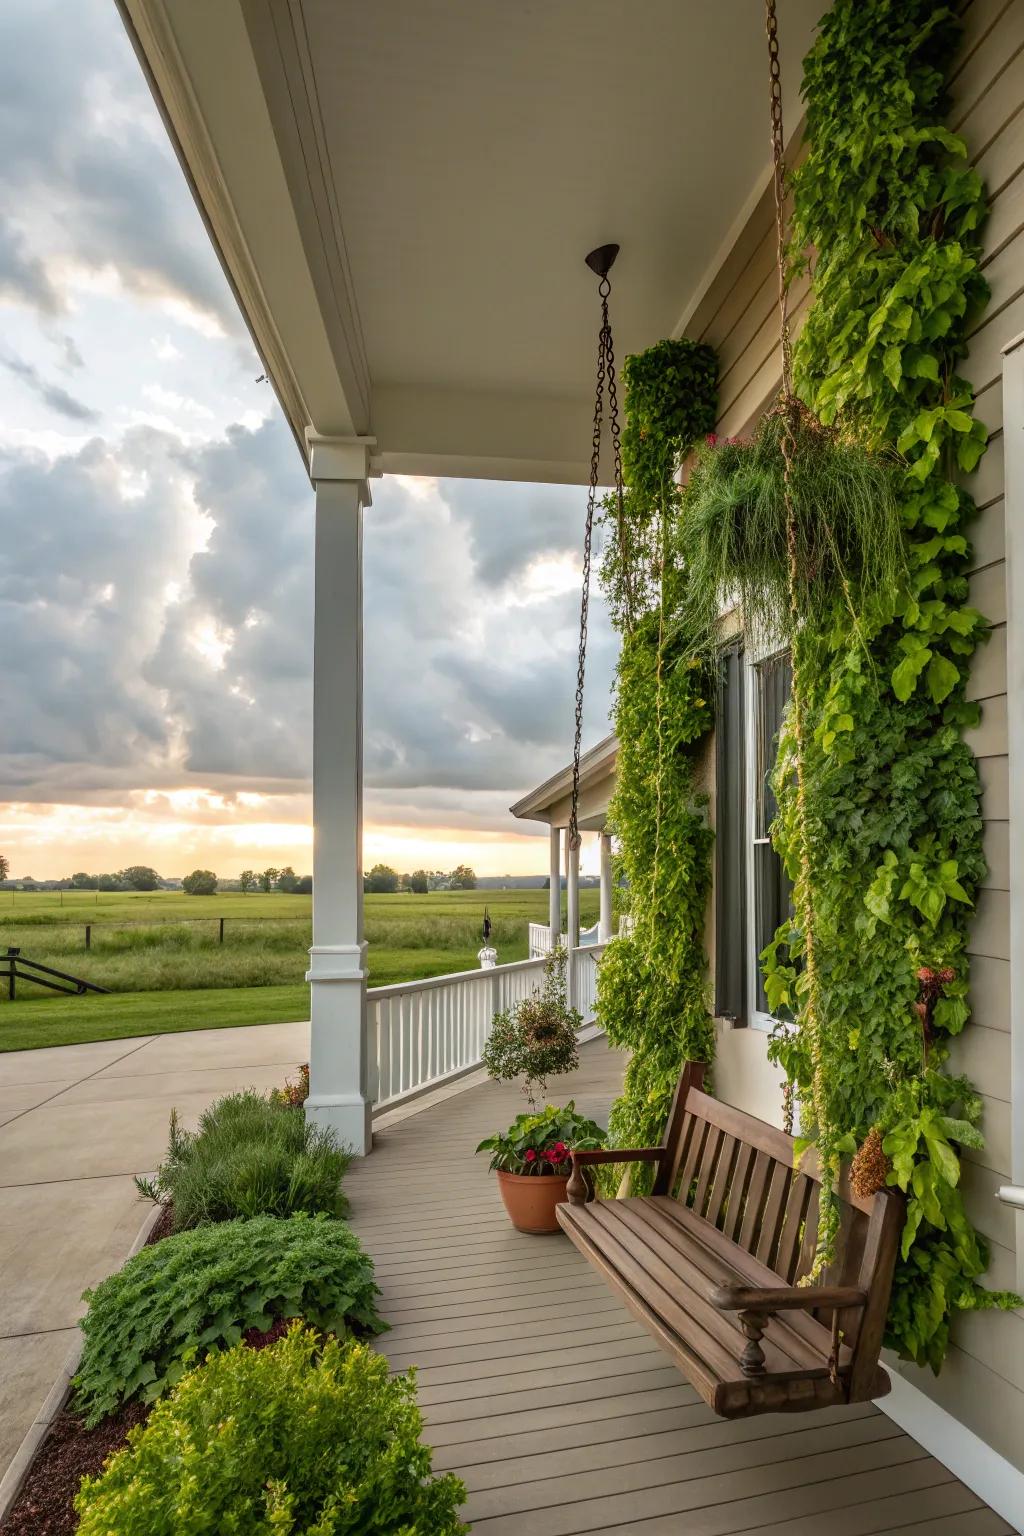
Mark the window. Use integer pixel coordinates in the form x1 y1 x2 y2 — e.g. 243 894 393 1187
715 641 792 1030
746 649 793 1027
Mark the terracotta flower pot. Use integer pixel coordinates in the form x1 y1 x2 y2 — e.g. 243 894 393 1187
495 1169 570 1234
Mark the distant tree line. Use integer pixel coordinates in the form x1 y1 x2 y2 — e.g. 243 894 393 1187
363 863 477 894
0 864 313 896
0 851 480 898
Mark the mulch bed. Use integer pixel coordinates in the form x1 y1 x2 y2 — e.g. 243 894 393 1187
3 1204 312 1534
0 1402 148 1536
1 1298 301 1534
143 1204 176 1246
2 1209 177 1534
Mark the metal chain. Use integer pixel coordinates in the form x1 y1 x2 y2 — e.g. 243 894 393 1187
569 274 624 851
765 0 828 1210
605 298 633 633
766 0 793 399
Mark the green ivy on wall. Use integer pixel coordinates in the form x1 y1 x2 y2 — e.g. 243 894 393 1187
597 339 718 1188
763 0 1019 1369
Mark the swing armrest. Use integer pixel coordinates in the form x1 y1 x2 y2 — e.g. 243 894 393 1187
709 1283 867 1315
566 1148 664 1204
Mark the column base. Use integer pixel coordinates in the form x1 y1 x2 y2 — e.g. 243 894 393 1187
305 1091 372 1155
307 942 370 1155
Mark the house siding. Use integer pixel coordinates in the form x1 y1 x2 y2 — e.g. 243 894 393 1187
692 0 1024 1474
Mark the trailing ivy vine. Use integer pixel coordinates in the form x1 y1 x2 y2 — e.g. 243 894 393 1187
597 339 718 1188
762 0 1020 1369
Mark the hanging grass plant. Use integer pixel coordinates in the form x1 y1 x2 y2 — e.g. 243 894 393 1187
679 405 907 651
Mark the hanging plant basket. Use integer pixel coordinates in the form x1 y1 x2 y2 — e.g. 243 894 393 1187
679 402 906 648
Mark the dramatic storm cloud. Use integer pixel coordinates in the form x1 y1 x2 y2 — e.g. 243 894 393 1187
0 0 616 876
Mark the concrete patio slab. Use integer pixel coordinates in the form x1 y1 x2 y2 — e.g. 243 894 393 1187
0 1093 218 1185
0 1332 78 1480
0 1082 76 1124
94 1020 307 1077
0 1019 308 1488
0 1036 153 1087
0 1175 143 1335
46 1061 295 1108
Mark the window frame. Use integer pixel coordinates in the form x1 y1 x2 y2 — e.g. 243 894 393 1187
742 636 791 1034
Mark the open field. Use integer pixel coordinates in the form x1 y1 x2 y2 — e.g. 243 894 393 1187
0 888 599 1051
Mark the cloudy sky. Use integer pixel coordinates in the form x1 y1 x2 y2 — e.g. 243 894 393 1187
0 0 617 882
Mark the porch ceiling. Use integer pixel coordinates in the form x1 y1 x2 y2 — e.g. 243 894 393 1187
120 0 822 483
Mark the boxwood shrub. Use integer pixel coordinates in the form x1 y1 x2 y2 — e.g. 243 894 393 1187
135 1090 350 1228
75 1325 467 1535
74 1214 383 1426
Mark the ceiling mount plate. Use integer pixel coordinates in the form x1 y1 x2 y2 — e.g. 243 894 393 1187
584 244 620 278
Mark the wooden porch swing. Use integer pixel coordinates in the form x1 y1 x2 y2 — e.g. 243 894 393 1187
557 0 903 1420
558 1065 902 1419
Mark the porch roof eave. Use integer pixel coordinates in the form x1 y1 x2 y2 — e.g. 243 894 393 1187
510 733 618 830
116 0 822 487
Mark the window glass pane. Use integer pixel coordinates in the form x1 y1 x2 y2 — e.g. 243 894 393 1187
753 652 792 1015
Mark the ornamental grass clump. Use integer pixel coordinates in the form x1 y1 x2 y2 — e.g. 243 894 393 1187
135 1088 349 1228
679 405 907 650
75 1325 467 1536
74 1213 384 1426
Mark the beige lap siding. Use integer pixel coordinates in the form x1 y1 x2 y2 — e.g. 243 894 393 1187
691 0 1024 1475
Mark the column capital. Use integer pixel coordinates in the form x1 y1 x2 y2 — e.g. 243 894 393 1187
305 432 379 495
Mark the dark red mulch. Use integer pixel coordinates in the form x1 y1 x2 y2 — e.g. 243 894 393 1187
143 1204 175 1246
1 1311 311 1534
243 1315 296 1350
0 1402 148 1536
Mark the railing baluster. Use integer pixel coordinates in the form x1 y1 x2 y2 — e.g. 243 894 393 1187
365 948 605 1112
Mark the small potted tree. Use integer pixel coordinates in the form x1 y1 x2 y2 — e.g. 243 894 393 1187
476 948 604 1232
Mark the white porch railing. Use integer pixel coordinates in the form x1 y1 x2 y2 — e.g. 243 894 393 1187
369 942 607 1110
528 920 600 958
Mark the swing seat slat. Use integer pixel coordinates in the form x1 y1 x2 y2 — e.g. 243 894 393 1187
557 1063 903 1419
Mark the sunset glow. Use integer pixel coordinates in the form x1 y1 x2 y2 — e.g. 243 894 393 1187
0 798 565 881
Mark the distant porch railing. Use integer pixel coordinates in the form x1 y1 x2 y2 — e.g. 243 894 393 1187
527 920 601 958
369 942 606 1110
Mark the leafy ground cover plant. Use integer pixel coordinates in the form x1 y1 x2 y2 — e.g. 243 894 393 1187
74 1213 383 1426
482 946 581 1106
476 1101 605 1175
135 1089 349 1228
75 1325 466 1536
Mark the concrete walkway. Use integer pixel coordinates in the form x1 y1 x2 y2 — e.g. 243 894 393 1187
0 1020 307 1481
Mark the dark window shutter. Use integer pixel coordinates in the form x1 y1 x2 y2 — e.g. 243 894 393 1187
715 640 747 1023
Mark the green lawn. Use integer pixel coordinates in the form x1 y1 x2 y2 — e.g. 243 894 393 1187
0 888 600 1052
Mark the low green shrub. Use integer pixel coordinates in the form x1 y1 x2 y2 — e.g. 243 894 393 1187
75 1325 467 1535
74 1214 383 1426
135 1089 349 1227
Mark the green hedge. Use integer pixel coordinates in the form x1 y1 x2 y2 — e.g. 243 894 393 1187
76 1325 466 1536
74 1214 383 1425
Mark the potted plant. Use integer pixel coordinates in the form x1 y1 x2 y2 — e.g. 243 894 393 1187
476 1101 605 1233
481 945 582 1108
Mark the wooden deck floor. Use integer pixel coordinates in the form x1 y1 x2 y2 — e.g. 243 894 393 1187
345 1038 1011 1536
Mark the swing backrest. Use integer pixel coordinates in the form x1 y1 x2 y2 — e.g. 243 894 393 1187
653 1065 903 1372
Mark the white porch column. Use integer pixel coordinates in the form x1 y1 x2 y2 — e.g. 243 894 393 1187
599 831 613 943
548 824 561 944
564 829 581 949
566 830 580 1009
305 434 374 1156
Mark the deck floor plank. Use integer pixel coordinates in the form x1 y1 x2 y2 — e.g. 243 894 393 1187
346 1039 1011 1534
